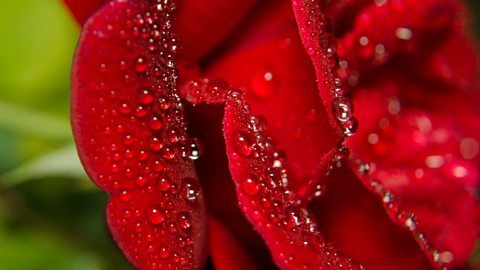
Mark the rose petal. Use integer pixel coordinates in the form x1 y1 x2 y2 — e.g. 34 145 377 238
336 0 458 74
176 0 257 61
310 166 434 270
208 217 262 270
349 77 480 267
291 0 358 138
323 0 372 36
203 0 340 201
180 80 360 269
184 102 278 269
422 25 480 91
223 90 362 269
63 0 108 25
71 1 206 268
64 0 258 61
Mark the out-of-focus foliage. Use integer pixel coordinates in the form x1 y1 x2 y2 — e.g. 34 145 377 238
0 0 132 268
0 0 478 269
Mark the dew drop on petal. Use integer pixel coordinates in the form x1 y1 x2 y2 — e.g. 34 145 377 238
342 117 358 136
188 138 202 160
147 206 165 225
251 71 276 100
135 57 148 73
181 177 200 204
233 131 254 157
157 175 171 192
240 174 260 196
159 247 170 259
139 89 154 105
149 115 163 131
332 97 353 122
119 190 131 202
177 212 192 230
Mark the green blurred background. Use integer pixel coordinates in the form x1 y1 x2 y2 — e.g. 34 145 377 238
0 1 478 269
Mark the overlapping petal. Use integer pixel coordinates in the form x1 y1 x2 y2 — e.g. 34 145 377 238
71 1 207 268
66 0 480 269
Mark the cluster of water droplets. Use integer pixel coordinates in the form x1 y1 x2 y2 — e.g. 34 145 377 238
295 0 358 139
353 159 454 269
224 88 362 269
81 1 208 269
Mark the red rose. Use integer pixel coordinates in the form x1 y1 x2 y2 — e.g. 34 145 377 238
65 0 480 269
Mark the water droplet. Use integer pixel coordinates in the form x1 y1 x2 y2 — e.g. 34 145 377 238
150 137 164 151
181 177 200 204
233 131 254 157
147 206 165 225
135 105 148 117
120 103 131 115
135 57 148 73
285 206 304 227
119 190 131 202
358 163 370 175
251 71 276 100
158 97 171 110
240 175 260 196
149 115 163 131
159 247 170 259
332 97 353 122
139 89 154 105
382 192 393 203
99 63 108 73
163 145 176 160
342 117 358 136
136 176 147 187
123 134 134 145
250 116 266 133
177 212 192 230
188 138 202 160
404 215 416 231
153 160 164 172
157 175 171 192
119 60 127 70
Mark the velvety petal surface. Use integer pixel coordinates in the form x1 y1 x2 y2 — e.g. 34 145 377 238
207 217 261 270
64 0 258 61
336 0 457 74
350 76 480 267
204 0 340 201
71 1 207 269
64 0 108 25
310 166 434 270
223 89 362 270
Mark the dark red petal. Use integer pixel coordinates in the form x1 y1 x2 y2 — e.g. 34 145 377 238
208 217 262 270
182 93 278 269
311 166 434 270
421 25 480 91
176 0 257 61
223 90 362 270
203 0 340 202
336 0 457 74
71 1 206 269
350 79 480 267
64 0 258 61
291 0 357 138
63 0 108 25
180 81 355 269
323 0 372 36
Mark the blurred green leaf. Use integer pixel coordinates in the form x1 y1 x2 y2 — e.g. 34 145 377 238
0 0 78 115
0 144 88 189
0 100 71 142
0 224 103 270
